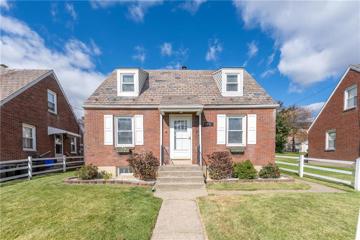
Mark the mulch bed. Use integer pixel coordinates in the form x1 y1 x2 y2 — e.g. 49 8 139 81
64 177 155 186
206 175 294 184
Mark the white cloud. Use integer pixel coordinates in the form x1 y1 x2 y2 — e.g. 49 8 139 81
164 46 189 69
65 3 77 20
132 45 146 63
50 3 58 18
0 0 10 10
205 38 222 62
0 15 105 116
267 52 275 65
233 1 360 89
247 41 258 58
179 0 206 14
261 68 276 78
90 0 163 22
303 101 325 116
160 42 172 56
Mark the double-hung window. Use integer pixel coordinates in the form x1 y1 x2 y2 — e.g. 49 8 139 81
47 90 57 114
344 85 357 110
115 117 134 147
70 137 77 153
227 116 244 146
23 124 36 151
121 74 135 92
325 130 336 151
226 74 238 92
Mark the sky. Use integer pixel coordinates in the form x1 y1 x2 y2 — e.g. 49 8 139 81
0 0 359 117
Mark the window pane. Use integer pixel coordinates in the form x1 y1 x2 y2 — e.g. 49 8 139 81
228 131 242 144
122 84 134 92
48 102 55 111
23 138 33 149
228 118 242 130
122 75 134 83
227 75 238 83
23 127 32 138
118 132 132 144
347 97 356 108
48 92 55 103
348 87 357 98
226 83 238 92
118 118 132 130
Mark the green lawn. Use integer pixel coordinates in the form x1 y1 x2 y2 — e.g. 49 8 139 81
0 172 162 240
198 192 360 240
207 181 310 191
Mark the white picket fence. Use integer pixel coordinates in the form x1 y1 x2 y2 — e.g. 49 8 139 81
0 156 84 183
275 155 360 191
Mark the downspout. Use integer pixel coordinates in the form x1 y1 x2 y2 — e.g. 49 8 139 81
160 113 163 165
198 112 202 166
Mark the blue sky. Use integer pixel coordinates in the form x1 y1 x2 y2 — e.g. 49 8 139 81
1 0 359 116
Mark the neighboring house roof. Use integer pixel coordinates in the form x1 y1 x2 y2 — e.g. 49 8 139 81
84 69 277 108
0 68 51 103
0 67 78 125
308 64 360 132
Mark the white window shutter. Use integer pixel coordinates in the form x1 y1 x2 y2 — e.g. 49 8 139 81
104 115 113 145
247 114 256 144
217 114 226 144
134 115 144 145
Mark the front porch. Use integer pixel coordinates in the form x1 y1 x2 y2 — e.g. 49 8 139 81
159 102 204 166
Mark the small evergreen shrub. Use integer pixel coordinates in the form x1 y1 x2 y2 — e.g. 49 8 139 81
259 163 281 178
233 160 257 179
77 164 99 180
207 151 232 180
127 151 159 180
98 171 112 180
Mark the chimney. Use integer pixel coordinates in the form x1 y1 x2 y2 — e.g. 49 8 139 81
181 66 187 70
0 64 8 69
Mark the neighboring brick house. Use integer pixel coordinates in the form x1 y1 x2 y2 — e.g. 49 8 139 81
308 64 360 161
0 67 81 161
84 67 278 176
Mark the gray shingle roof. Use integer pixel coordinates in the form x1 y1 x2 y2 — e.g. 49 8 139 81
0 68 51 102
84 69 277 107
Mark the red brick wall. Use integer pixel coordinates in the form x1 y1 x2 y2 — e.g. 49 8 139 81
0 75 80 161
308 69 360 161
84 108 276 167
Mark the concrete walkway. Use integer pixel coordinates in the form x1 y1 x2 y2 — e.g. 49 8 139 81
151 189 208 240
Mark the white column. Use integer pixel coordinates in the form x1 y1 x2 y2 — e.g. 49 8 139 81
299 155 304 178
198 112 202 166
354 158 360 191
159 113 163 165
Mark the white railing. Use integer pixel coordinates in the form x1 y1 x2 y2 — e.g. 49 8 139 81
275 155 360 191
0 155 84 183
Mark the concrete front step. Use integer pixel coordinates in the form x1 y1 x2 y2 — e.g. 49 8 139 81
159 165 202 171
158 170 204 177
157 176 204 184
156 182 206 191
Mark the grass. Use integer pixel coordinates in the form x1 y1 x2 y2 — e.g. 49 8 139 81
207 181 310 191
198 191 360 240
0 172 162 240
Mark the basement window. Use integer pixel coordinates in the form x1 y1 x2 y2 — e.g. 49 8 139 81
117 167 133 176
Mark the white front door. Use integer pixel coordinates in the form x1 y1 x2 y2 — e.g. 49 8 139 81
54 134 63 157
170 115 192 160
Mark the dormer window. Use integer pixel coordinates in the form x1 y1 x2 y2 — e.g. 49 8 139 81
226 74 238 92
121 74 135 92
117 68 148 97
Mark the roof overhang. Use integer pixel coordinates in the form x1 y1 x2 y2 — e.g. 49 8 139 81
48 126 81 137
158 104 203 115
83 103 278 109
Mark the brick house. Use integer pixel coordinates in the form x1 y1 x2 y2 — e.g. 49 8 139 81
84 67 278 176
0 67 81 161
308 64 359 161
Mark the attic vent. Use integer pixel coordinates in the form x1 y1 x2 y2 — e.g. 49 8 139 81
175 74 181 79
155 79 167 82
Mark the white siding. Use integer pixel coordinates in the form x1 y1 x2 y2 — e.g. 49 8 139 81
213 70 222 92
138 69 148 94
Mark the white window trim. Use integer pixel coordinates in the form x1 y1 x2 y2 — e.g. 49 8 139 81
117 70 139 97
70 137 77 154
115 116 135 147
47 89 57 114
22 123 36 151
325 130 336 151
225 74 239 92
226 116 246 147
344 84 357 110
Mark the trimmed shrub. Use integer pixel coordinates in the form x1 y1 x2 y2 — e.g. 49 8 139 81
98 171 112 180
127 151 159 180
77 164 99 180
259 163 281 178
233 160 257 179
207 151 232 180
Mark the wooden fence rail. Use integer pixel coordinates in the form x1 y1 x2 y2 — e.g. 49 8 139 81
0 156 84 183
275 155 360 191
